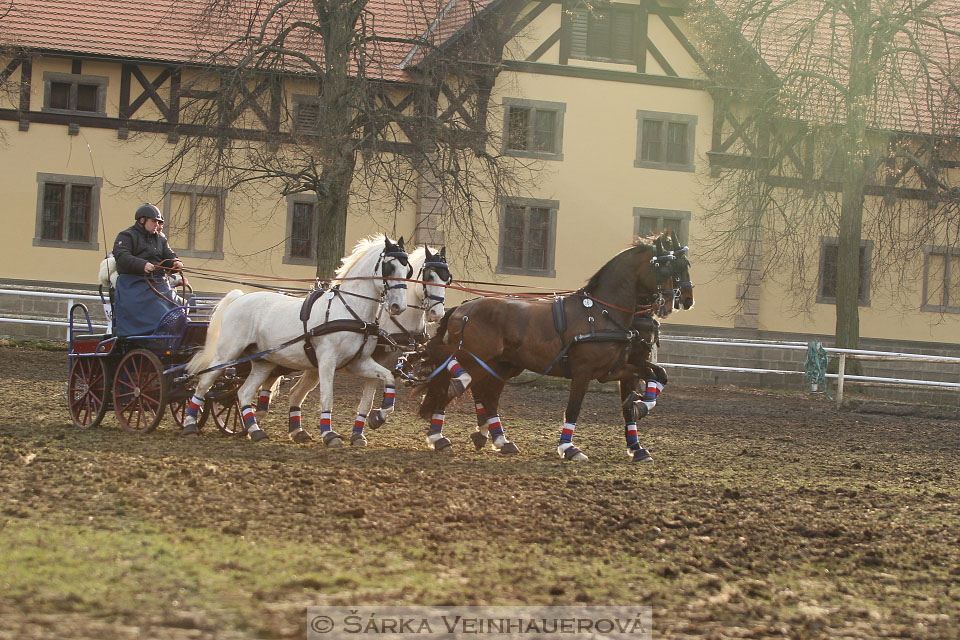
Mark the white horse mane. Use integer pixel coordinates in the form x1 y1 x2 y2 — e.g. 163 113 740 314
333 234 388 284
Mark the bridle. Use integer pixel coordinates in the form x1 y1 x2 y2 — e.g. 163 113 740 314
418 254 452 316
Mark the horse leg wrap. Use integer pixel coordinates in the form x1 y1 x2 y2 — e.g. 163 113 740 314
351 413 367 446
485 415 518 454
446 359 472 396
241 405 268 442
287 407 312 443
256 389 272 417
475 401 488 427
640 380 664 413
182 394 203 436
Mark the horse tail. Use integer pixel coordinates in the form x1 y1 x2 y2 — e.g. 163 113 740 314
187 289 244 374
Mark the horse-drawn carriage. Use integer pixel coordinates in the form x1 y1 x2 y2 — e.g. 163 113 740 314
66 289 248 435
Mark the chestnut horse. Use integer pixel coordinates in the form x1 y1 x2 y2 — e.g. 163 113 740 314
417 232 693 462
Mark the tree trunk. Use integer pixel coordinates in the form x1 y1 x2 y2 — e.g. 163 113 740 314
834 0 874 354
314 153 356 279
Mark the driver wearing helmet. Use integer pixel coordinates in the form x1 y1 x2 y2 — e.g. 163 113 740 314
110 203 185 336
113 203 183 275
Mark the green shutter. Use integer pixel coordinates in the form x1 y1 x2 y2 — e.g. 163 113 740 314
570 9 588 58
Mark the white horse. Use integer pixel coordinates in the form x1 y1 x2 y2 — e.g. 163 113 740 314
183 235 411 444
254 245 452 445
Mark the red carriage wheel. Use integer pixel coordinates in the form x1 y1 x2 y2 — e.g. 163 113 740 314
210 394 245 435
168 396 208 430
67 358 111 429
113 349 167 433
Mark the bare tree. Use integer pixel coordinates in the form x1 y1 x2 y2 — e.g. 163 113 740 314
134 0 529 277
689 0 960 350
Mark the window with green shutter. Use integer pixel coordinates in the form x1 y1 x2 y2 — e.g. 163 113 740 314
570 4 636 64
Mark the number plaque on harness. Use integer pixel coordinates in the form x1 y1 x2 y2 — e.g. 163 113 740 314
326 291 335 299
582 298 594 308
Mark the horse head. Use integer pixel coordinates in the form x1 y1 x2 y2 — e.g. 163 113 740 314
650 231 694 318
381 236 411 316
421 245 451 324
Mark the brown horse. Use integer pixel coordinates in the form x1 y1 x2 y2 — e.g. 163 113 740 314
417 231 693 461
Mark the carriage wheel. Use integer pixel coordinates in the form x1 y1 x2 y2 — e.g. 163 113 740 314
168 397 209 431
210 395 245 436
113 349 167 433
68 358 111 429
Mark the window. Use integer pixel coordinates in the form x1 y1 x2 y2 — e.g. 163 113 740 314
636 110 697 172
497 198 558 277
633 207 690 244
33 173 101 250
292 94 322 134
922 247 960 313
284 195 319 265
570 5 636 64
503 98 565 160
163 184 225 259
42 72 108 115
817 238 871 305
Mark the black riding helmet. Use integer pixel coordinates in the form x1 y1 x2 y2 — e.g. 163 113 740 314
135 203 164 223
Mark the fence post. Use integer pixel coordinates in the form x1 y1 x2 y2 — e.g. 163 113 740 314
836 353 846 408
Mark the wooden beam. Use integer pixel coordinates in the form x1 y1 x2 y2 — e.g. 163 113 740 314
646 38 677 77
636 0 648 74
526 28 560 62
502 60 705 89
511 0 552 38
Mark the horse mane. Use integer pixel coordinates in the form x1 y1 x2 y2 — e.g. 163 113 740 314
583 237 655 292
333 234 386 283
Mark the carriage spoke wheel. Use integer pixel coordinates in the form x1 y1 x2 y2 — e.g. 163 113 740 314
68 358 111 429
113 349 167 433
169 396 208 431
210 395 245 436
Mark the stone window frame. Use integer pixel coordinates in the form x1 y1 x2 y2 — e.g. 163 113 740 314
921 245 960 313
502 97 566 161
496 197 559 278
33 172 102 251
635 110 698 172
816 236 872 306
41 71 109 116
283 193 319 266
162 183 226 260
633 207 691 244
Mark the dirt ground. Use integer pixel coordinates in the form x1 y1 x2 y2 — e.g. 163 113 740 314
1 344 959 639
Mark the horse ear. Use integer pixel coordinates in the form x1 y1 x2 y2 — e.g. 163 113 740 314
424 244 433 259
670 229 680 249
440 246 446 258
397 236 405 249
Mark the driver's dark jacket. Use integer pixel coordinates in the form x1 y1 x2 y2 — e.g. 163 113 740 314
112 223 178 275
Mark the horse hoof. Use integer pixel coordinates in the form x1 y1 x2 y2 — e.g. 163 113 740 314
433 436 454 455
558 444 588 462
499 441 520 455
181 423 199 437
248 429 268 443
448 378 466 397
367 411 385 430
289 429 313 444
322 431 343 448
470 431 488 451
631 448 653 463
351 433 368 447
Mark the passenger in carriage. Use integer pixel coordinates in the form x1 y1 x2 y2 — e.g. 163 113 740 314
110 203 185 336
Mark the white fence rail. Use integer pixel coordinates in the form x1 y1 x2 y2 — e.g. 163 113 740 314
1 290 957 405
658 335 960 406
